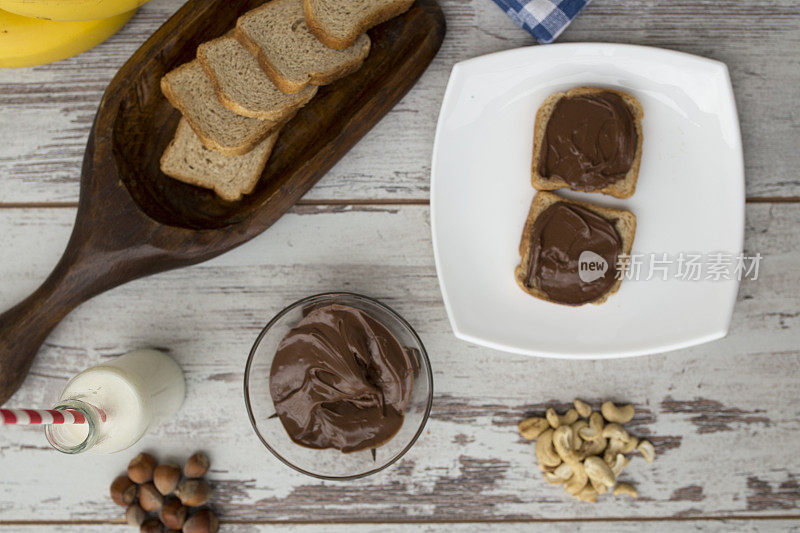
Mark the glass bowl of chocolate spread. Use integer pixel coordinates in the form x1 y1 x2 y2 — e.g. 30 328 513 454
244 292 433 480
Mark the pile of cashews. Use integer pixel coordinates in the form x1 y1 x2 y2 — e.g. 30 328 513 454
518 399 655 503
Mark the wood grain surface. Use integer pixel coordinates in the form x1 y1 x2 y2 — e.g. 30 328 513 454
0 205 799 529
0 0 798 203
0 0 444 405
1 0 799 530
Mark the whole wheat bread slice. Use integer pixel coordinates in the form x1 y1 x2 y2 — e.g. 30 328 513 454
515 191 637 306
235 0 371 95
531 87 644 199
160 118 279 202
303 0 414 49
197 33 318 120
161 60 280 156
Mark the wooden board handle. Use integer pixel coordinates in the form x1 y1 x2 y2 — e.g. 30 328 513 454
0 245 97 405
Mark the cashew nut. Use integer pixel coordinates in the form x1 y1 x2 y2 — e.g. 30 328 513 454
613 482 638 498
637 440 655 464
604 438 626 465
578 416 608 457
590 476 609 495
620 435 640 454
552 426 578 463
601 401 635 424
534 429 562 468
575 484 598 503
601 423 631 443
589 411 604 433
578 426 599 441
522 399 655 502
546 407 578 429
518 417 550 440
544 462 573 485
608 453 629 476
564 462 588 495
581 436 607 458
573 399 593 418
571 420 588 451
584 456 616 489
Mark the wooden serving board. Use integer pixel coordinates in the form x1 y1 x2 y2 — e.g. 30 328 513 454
0 0 445 404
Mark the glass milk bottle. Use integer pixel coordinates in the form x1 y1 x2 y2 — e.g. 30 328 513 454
45 349 185 454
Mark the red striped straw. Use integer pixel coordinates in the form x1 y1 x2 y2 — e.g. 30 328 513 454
1 408 87 426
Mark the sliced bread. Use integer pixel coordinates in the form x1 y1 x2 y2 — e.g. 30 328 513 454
197 33 318 120
531 87 644 199
160 118 279 202
303 0 415 49
235 0 371 94
160 60 280 156
515 191 637 306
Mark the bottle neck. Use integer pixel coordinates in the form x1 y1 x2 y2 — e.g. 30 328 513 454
45 399 102 454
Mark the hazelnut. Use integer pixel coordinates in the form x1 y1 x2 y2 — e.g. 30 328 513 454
128 452 157 484
159 498 187 530
183 509 219 533
175 478 211 507
110 475 137 506
153 463 181 495
140 518 163 533
126 503 146 526
139 482 164 512
184 452 210 478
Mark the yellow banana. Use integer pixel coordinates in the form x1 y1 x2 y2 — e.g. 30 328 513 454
0 0 148 21
0 8 136 68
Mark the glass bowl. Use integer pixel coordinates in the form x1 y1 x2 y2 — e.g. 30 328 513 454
244 292 433 480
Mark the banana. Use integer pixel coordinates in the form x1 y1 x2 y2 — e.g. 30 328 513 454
0 8 136 68
0 0 148 21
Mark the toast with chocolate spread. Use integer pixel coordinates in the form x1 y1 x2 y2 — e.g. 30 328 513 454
515 191 636 306
531 87 644 199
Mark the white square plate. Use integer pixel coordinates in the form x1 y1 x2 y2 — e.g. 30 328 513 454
430 43 744 359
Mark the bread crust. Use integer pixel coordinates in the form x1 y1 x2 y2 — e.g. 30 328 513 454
160 61 280 156
302 0 415 49
515 191 637 306
234 11 371 95
159 120 280 202
531 86 644 199
197 35 318 121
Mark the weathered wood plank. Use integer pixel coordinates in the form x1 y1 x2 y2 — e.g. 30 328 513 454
3 520 800 532
0 204 798 522
0 0 798 203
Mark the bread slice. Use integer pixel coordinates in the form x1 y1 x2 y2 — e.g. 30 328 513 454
160 118 279 201
197 33 318 120
235 0 371 95
515 191 637 306
531 87 644 199
303 0 415 49
161 60 280 156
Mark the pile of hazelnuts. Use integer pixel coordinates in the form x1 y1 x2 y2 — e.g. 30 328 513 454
109 451 218 533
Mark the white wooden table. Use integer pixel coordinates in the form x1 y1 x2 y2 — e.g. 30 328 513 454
1 0 799 530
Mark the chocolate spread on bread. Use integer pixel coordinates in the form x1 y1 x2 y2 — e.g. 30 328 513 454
269 304 414 453
525 202 622 305
538 91 637 191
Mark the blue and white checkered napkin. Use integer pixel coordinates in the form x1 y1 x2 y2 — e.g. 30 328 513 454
490 0 591 44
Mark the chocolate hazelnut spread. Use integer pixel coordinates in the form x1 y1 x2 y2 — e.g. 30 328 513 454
525 202 622 305
269 304 414 453
538 91 637 191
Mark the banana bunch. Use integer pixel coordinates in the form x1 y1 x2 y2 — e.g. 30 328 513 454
0 0 148 21
0 0 148 68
